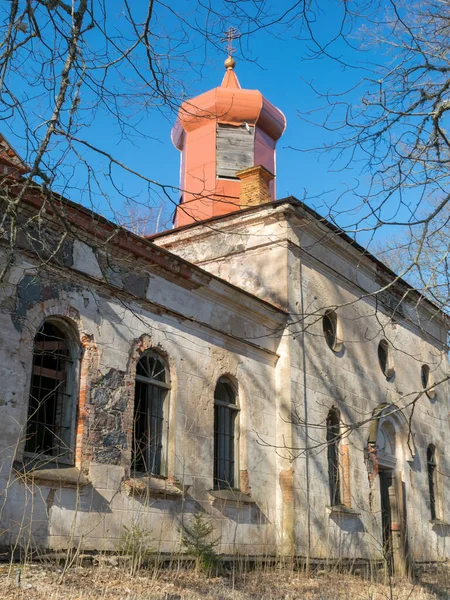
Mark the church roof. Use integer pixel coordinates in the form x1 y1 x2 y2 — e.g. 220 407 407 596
171 61 286 149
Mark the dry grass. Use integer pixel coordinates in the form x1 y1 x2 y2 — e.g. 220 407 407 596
0 563 449 600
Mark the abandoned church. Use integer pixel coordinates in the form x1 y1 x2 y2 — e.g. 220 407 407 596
0 55 449 575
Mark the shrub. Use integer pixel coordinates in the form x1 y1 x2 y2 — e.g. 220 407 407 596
179 512 221 576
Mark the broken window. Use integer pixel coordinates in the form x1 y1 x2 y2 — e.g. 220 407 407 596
214 378 239 489
327 407 341 506
132 352 169 476
25 321 77 463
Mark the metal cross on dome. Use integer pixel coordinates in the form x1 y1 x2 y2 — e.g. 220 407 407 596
222 26 241 56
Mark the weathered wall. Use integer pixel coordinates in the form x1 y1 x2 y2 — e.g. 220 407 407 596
290 248 449 563
1 196 449 565
155 201 450 565
0 228 285 556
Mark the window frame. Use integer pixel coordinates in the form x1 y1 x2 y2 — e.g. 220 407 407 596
327 407 342 507
427 444 440 521
213 378 240 490
378 339 395 379
421 364 436 399
322 310 343 353
23 318 80 466
131 351 171 477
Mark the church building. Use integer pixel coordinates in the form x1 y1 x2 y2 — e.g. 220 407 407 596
0 54 449 574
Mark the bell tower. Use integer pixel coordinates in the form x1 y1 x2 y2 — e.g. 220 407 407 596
171 38 286 227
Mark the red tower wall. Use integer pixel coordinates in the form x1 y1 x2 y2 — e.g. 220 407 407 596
172 67 286 227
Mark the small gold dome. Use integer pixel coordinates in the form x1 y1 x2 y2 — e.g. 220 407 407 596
224 56 235 70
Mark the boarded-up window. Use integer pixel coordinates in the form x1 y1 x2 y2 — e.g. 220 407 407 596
216 123 254 179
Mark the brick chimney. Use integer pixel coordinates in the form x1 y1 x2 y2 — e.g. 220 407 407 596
236 165 274 207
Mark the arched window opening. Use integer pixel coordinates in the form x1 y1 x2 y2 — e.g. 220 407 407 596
421 365 435 399
25 321 76 462
214 378 239 490
421 365 429 389
132 353 170 475
323 310 338 351
378 339 394 379
327 408 341 506
427 445 438 521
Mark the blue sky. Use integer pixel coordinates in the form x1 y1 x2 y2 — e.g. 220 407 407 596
1 0 403 243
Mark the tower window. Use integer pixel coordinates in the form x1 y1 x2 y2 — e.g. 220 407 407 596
132 352 170 475
216 123 254 179
214 378 239 489
25 321 77 463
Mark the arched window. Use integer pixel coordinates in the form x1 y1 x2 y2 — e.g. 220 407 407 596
378 339 394 379
25 321 77 462
327 408 341 506
427 444 438 521
421 364 430 389
323 310 342 352
214 378 239 490
132 352 170 475
421 364 436 399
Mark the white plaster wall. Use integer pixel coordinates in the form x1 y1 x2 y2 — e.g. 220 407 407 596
291 250 450 563
155 204 450 564
1 200 449 565
0 247 282 556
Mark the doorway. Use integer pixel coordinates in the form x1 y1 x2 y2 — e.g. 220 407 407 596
369 407 412 576
379 469 407 575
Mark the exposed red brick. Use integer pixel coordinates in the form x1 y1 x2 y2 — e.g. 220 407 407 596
240 469 251 494
341 444 351 508
280 467 294 503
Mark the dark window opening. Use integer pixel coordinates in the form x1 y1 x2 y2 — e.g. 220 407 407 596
327 408 341 506
25 322 73 461
427 444 437 521
378 340 389 377
421 364 430 389
132 353 169 475
323 311 337 350
214 379 238 489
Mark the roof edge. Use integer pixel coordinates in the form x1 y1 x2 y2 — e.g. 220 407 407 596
150 196 450 325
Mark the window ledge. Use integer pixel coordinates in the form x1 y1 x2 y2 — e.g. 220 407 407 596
327 504 360 517
123 475 188 499
14 464 90 488
430 519 450 527
208 489 255 504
